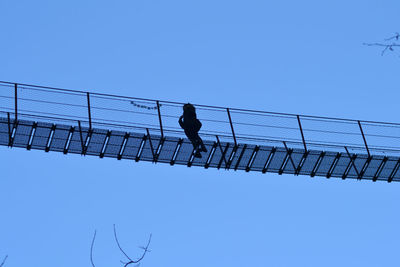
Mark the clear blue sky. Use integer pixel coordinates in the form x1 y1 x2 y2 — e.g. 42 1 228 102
1 0 400 266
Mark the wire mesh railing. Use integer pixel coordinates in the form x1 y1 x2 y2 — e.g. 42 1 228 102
2 80 400 157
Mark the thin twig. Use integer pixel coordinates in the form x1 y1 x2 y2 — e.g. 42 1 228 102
90 230 97 267
363 43 400 55
385 32 399 41
113 224 134 262
123 234 152 267
113 224 152 267
132 234 152 264
0 255 8 267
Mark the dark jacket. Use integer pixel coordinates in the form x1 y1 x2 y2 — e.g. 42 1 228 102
179 115 202 138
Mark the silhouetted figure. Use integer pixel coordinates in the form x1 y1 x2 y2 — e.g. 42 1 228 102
179 103 207 158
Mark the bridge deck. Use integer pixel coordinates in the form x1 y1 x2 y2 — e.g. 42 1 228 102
2 117 399 182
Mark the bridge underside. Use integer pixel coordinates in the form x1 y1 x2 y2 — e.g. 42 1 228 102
1 117 399 182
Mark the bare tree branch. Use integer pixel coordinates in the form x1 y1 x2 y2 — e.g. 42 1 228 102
90 230 97 267
113 225 134 263
364 42 400 56
364 32 400 56
0 255 8 267
89 226 152 267
113 224 152 267
385 32 400 41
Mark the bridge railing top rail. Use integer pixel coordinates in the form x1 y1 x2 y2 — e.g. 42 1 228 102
2 80 399 125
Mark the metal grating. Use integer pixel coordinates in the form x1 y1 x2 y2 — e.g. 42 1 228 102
1 117 399 182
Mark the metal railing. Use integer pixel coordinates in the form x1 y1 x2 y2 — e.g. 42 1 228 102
2 80 400 157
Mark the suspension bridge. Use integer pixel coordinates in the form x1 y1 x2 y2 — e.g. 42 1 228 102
1 81 400 182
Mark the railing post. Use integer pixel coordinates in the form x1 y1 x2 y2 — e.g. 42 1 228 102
226 108 237 146
146 128 156 161
344 146 360 178
297 115 307 151
283 141 297 171
216 135 228 168
7 112 11 146
358 121 370 157
87 92 92 130
156 101 164 138
78 120 85 155
14 83 18 121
